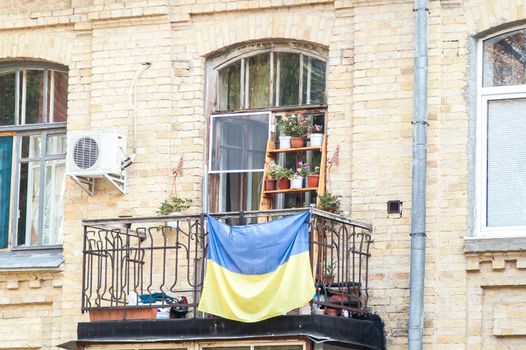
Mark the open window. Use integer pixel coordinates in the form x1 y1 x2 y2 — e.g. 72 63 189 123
207 44 328 213
0 62 68 249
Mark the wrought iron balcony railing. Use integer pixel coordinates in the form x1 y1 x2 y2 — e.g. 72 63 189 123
81 208 372 320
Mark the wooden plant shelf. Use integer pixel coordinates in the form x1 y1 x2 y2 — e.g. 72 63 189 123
264 187 318 194
259 135 327 211
268 146 322 153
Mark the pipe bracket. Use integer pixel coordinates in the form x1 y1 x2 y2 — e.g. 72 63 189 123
411 120 429 126
410 232 427 237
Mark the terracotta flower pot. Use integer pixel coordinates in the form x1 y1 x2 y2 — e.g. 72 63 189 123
276 178 290 190
290 137 305 148
264 179 277 191
306 174 319 188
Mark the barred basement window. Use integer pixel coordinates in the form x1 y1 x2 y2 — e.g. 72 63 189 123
0 62 68 249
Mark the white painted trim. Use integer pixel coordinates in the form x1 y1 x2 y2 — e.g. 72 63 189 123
475 35 526 237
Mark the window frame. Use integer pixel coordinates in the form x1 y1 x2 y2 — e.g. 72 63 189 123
476 26 526 238
206 43 328 214
213 47 328 112
0 61 68 250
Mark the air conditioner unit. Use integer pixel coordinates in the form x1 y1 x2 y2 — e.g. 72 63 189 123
67 132 127 195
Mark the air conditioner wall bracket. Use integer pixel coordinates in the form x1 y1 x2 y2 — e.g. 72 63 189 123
69 173 126 196
103 173 126 195
69 175 95 196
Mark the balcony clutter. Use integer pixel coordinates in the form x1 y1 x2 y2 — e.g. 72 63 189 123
81 208 372 322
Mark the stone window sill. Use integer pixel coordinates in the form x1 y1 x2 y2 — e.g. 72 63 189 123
0 249 63 271
465 236 526 253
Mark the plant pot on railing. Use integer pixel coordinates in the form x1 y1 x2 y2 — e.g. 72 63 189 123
89 307 157 321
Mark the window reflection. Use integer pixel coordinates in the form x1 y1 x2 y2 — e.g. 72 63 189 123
484 28 526 87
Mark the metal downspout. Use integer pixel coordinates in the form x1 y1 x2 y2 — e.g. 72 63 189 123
408 1 429 350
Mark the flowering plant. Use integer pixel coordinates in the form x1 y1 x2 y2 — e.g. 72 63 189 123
309 166 320 175
308 124 323 134
277 115 308 137
295 161 310 177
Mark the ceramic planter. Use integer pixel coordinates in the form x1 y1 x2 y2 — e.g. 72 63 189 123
290 176 303 189
290 137 305 148
276 178 290 190
306 174 319 188
309 133 323 147
264 179 277 191
279 136 291 149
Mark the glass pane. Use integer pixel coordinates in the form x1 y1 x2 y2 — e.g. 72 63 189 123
218 61 241 110
17 161 40 246
0 71 16 126
49 71 68 122
302 56 326 105
42 159 65 245
46 134 67 156
210 113 269 171
247 53 270 108
21 70 45 124
0 137 13 248
275 52 300 106
209 172 264 216
21 134 42 159
487 98 526 227
483 28 526 87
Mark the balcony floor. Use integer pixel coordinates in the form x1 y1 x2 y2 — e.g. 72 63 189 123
61 315 384 350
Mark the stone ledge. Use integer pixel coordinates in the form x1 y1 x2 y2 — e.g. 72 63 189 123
465 237 526 253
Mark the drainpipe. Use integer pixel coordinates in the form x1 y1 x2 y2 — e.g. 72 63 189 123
408 1 429 350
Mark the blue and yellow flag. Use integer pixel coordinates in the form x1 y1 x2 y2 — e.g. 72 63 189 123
198 211 315 322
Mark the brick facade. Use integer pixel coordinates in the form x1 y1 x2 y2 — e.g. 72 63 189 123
0 0 525 349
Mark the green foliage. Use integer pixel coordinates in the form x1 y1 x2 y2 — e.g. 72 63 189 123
270 162 294 180
157 197 192 215
318 192 342 214
276 115 308 137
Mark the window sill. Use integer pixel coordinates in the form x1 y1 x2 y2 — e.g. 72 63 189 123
465 236 526 253
0 248 63 271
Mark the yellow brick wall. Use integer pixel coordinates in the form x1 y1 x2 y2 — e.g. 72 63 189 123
0 0 526 349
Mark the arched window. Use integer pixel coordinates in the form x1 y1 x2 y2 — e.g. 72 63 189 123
207 44 327 213
0 61 68 248
477 27 526 236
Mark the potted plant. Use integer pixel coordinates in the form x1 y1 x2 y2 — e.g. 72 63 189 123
158 197 192 227
306 166 320 188
277 115 308 148
274 165 293 190
158 197 192 215
308 124 324 147
265 162 280 191
318 192 342 214
291 161 309 189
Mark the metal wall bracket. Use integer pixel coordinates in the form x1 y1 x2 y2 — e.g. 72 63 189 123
69 173 126 196
69 175 95 196
102 173 126 195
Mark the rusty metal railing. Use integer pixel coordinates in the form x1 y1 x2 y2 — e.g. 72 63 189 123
81 208 372 319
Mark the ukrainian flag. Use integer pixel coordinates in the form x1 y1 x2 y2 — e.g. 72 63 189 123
198 211 315 322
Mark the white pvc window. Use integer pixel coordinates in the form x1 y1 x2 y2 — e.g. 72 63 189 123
477 27 526 237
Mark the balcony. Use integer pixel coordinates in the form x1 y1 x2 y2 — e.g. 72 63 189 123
71 208 384 350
